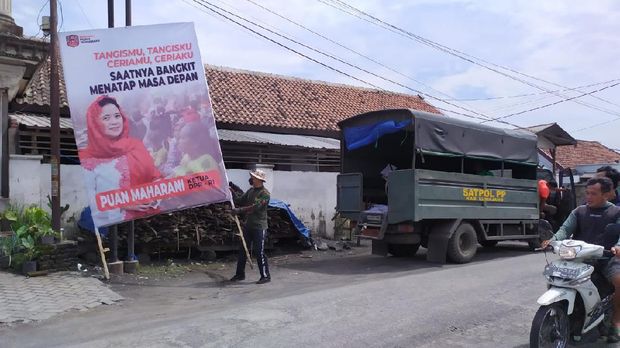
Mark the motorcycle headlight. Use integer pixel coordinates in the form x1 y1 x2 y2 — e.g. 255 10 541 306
558 245 578 259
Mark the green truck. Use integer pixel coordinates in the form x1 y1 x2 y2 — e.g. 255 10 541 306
336 109 541 263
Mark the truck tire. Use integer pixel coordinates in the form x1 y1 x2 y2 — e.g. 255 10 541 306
447 223 478 263
388 244 420 257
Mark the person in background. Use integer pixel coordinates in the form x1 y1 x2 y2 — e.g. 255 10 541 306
143 112 172 173
596 166 620 206
229 169 272 284
472 161 494 176
170 122 218 177
538 179 556 218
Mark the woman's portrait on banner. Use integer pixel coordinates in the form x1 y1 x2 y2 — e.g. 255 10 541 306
80 95 162 225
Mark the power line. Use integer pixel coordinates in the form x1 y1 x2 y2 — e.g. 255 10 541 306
482 81 620 123
33 0 50 38
317 0 620 118
445 78 620 101
573 115 620 133
485 79 620 115
58 0 64 31
188 0 517 126
192 0 620 132
182 0 229 23
75 0 95 29
195 0 507 125
240 0 468 108
187 2 382 90
323 0 620 113
487 94 558 114
222 0 620 131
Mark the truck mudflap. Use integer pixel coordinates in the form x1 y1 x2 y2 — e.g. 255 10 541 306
357 204 389 240
426 220 461 263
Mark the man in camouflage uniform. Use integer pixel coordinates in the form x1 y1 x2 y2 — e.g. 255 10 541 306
230 169 272 284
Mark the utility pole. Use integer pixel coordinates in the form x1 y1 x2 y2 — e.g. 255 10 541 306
125 0 131 26
105 0 123 275
123 0 138 273
49 0 61 232
105 0 138 274
108 0 114 27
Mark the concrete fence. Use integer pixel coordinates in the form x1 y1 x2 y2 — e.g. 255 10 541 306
8 155 337 238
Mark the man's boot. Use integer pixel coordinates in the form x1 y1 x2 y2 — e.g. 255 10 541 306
230 274 245 282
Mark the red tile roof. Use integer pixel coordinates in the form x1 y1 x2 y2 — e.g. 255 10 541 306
12 59 439 136
552 140 620 168
205 65 440 136
13 56 69 109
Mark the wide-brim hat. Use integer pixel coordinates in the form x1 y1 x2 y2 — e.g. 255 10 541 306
250 169 267 182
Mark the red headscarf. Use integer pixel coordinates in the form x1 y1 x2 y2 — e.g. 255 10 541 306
79 95 161 186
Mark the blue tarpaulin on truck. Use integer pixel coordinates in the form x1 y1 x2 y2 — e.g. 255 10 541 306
343 119 412 151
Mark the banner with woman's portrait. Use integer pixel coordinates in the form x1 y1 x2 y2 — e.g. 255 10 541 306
59 23 231 228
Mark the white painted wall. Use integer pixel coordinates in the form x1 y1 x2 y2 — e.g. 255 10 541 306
9 155 88 234
272 171 337 239
9 156 339 239
228 168 337 239
9 155 43 206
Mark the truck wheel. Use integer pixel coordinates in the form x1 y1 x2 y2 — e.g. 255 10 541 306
447 223 478 263
480 240 498 248
388 244 420 257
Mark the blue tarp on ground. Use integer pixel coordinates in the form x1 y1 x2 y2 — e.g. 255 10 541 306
343 119 412 151
269 199 311 240
78 207 109 237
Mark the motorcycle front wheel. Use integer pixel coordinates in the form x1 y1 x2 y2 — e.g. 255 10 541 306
530 303 570 348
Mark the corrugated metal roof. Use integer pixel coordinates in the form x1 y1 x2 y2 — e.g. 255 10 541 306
524 123 576 147
10 113 340 150
9 113 74 129
218 129 340 149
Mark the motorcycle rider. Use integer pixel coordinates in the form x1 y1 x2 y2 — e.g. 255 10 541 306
541 177 620 342
595 165 620 206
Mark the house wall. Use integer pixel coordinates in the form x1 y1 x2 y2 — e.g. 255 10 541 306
9 155 88 232
9 155 338 239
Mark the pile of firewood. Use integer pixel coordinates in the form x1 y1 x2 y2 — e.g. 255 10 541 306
121 203 235 248
110 202 302 249
267 208 299 239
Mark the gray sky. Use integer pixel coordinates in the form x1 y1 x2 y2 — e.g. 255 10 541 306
12 0 620 150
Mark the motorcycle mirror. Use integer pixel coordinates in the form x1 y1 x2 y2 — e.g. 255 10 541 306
538 219 554 240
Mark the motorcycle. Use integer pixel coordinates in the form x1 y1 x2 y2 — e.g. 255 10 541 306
529 225 620 348
530 224 620 348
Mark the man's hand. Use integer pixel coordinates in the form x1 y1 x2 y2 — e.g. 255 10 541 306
540 239 552 249
612 246 620 257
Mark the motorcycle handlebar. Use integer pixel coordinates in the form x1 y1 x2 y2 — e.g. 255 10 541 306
534 246 617 258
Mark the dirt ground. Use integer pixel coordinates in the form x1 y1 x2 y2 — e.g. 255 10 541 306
106 239 371 305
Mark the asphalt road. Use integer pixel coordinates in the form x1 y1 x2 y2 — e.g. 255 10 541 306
2 243 617 347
